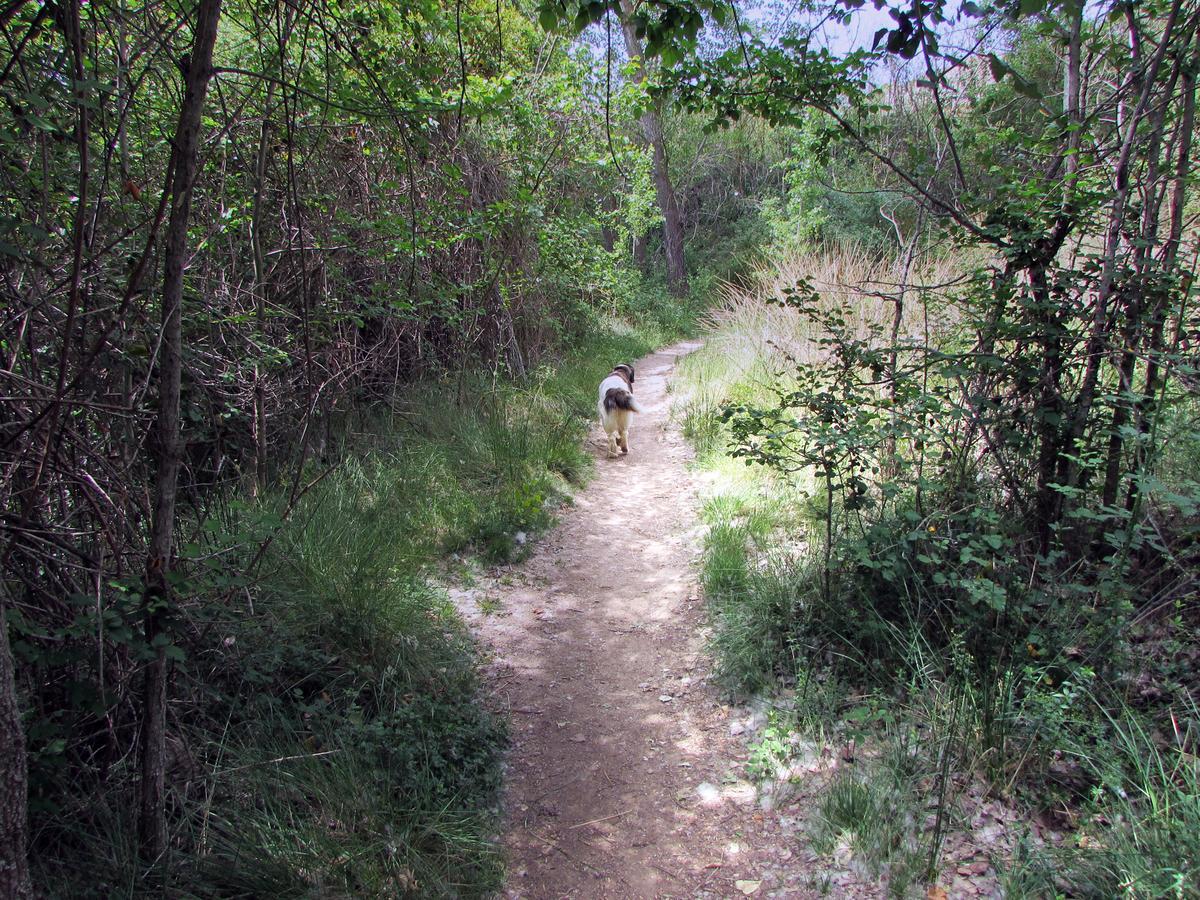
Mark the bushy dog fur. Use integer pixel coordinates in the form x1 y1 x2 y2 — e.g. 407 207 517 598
598 364 639 458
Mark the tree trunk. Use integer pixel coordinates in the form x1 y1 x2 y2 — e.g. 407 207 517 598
139 0 223 865
250 82 276 497
600 193 617 254
0 593 32 900
631 232 647 269
1099 29 1184 511
881 205 922 477
1063 0 1183 495
1030 263 1065 552
617 1 687 296
1125 25 1200 512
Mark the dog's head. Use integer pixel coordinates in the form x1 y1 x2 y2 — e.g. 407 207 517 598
612 363 635 386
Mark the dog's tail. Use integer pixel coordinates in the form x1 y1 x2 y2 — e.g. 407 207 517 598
604 387 640 413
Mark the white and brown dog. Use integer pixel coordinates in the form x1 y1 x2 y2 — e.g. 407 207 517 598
598 363 640 458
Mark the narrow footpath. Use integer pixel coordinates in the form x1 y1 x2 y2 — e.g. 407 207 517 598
454 341 868 899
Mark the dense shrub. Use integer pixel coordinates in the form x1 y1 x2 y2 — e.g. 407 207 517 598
680 233 1200 893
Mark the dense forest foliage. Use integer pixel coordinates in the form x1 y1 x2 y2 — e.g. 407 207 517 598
666 0 1200 893
2 0 1198 895
0 0 723 892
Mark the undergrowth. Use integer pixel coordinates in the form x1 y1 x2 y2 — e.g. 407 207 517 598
676 247 1200 898
28 306 689 897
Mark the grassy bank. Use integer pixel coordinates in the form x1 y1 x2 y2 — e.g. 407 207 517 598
674 247 1200 897
29 300 692 898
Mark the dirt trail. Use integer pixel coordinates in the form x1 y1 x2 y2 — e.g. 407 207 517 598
454 341 831 899
453 340 801 897
449 340 1022 899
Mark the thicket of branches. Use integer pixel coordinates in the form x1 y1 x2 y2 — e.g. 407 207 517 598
0 0 734 891
651 0 1200 888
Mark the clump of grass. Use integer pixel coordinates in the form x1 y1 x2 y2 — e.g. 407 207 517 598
275 454 472 663
673 243 958 470
30 465 508 898
1003 697 1200 898
699 485 812 697
703 243 957 361
811 760 927 895
681 324 815 698
815 775 904 867
377 380 583 563
192 715 506 899
673 242 958 467
671 316 775 460
174 454 507 897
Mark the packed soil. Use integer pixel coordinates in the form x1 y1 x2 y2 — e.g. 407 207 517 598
451 342 1028 899
453 342 870 898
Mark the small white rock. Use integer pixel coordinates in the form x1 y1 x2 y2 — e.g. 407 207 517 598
725 781 757 805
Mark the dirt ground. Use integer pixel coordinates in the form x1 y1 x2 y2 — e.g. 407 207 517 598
449 341 1031 899
452 342 876 899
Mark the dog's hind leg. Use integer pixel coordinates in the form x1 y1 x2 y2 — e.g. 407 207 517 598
616 410 630 454
606 430 619 458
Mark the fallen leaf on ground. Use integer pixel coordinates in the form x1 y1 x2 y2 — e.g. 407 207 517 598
734 880 761 895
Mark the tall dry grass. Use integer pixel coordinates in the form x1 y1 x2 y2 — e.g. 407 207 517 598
674 244 962 453
707 243 961 363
